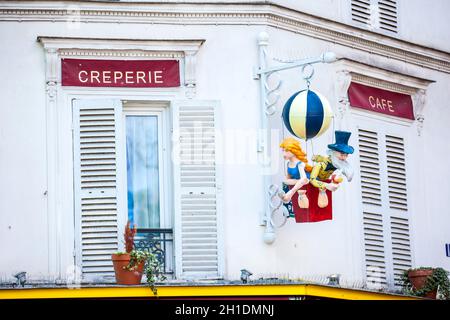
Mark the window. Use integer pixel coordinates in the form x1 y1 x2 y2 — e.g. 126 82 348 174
126 115 162 228
123 102 171 229
73 99 175 280
351 0 398 34
73 99 222 281
123 102 174 275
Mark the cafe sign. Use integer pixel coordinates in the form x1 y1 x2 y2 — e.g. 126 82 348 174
348 82 415 120
62 59 180 88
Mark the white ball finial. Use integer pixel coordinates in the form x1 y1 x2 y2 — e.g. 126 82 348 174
322 52 337 63
263 231 276 244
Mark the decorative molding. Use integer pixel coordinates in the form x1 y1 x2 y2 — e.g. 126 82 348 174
268 12 450 73
41 45 60 276
2 3 450 73
412 89 426 136
336 59 434 91
59 49 184 58
184 50 197 99
44 47 59 100
335 70 352 124
335 59 433 133
37 37 205 52
39 37 204 92
46 81 57 101
44 48 58 82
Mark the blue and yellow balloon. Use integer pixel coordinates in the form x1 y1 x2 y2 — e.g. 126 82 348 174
282 89 333 140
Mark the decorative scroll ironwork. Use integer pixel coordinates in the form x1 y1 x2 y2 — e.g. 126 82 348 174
134 228 174 274
268 184 289 228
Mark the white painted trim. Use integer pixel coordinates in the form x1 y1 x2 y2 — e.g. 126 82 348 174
37 37 205 53
10 2 449 72
72 99 82 271
122 103 172 230
171 100 182 279
213 100 225 279
335 59 435 91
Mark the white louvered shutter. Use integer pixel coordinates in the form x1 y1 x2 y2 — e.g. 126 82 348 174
358 127 412 289
358 129 388 287
385 134 412 285
73 99 122 281
351 0 398 33
378 0 398 33
172 100 223 280
351 0 371 26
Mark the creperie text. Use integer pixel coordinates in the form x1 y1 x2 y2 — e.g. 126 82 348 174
78 70 164 85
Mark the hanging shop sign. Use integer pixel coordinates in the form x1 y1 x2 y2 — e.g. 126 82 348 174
278 89 354 223
348 82 415 120
61 59 180 87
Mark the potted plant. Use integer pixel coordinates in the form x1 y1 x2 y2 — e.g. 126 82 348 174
401 267 450 299
111 221 166 294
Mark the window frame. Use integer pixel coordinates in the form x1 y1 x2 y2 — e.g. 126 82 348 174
121 101 173 230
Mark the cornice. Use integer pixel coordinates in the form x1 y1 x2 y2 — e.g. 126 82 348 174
335 58 435 94
38 36 205 52
2 2 450 73
58 49 185 58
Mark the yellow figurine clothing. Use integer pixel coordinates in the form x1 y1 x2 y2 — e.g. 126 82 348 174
309 155 337 190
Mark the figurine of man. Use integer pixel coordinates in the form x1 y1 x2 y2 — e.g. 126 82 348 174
309 131 355 208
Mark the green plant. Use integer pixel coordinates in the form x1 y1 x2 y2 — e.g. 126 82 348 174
116 221 166 294
401 267 450 299
144 252 167 295
123 250 149 272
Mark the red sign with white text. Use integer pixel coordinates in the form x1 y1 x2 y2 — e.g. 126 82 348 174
348 82 415 120
62 59 180 88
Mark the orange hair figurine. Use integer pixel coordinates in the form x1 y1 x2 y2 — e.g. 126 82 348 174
279 137 311 208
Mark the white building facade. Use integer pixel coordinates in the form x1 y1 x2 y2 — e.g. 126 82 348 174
1 0 449 291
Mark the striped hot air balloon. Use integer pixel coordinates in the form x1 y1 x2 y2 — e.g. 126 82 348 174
282 89 333 140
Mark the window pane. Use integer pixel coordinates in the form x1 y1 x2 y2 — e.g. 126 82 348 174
126 116 160 228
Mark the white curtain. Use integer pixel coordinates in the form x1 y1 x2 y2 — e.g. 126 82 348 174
126 116 160 228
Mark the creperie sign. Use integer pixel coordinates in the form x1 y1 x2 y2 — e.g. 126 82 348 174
348 82 415 120
62 59 180 88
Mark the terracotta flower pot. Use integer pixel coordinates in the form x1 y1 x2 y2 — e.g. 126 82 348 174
408 269 437 299
111 253 145 285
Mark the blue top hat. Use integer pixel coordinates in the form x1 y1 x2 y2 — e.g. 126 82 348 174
328 131 354 154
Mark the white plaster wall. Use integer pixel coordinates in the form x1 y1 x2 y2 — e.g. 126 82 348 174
0 2 449 285
0 22 49 281
414 72 450 271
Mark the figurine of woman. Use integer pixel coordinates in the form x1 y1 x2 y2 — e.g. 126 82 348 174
279 137 312 208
